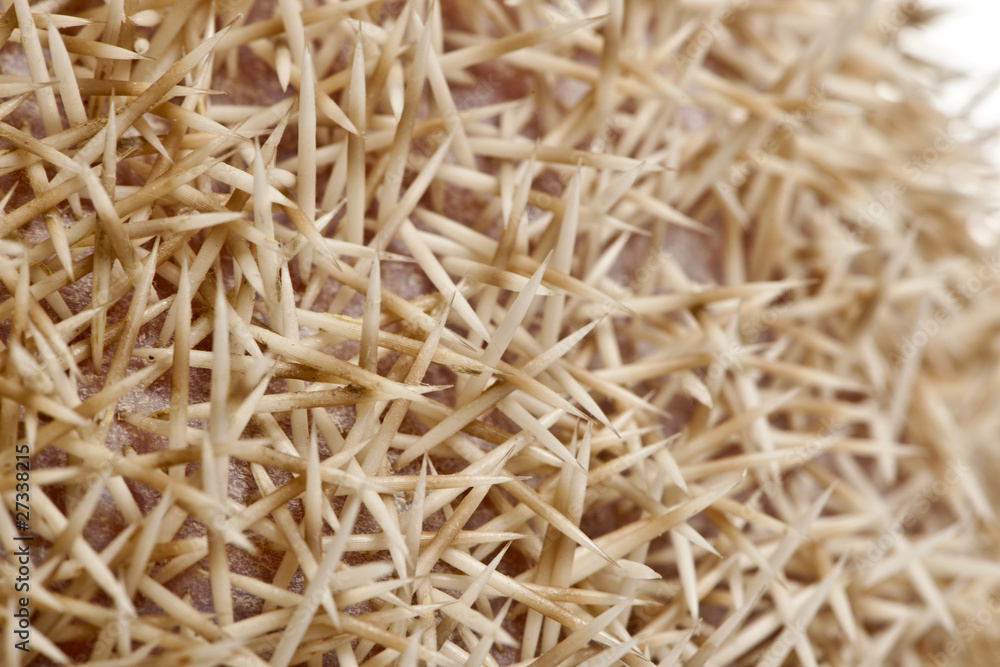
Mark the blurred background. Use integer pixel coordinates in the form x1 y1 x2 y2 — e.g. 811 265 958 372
904 0 1000 148
904 0 1000 240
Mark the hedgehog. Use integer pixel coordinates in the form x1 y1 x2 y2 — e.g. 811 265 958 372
1 1 1000 666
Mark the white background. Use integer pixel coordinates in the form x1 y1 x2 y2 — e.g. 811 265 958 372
902 0 1000 154
899 0 1000 240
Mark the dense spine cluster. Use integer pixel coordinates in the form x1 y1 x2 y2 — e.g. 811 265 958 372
1 1 999 666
